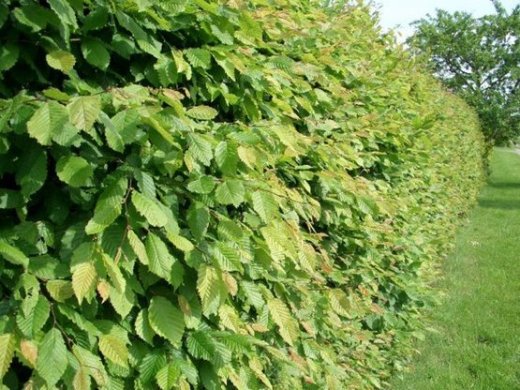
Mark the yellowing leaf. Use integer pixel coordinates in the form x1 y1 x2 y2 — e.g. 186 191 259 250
72 262 97 304
267 298 299 346
0 333 15 380
99 334 128 367
20 339 38 367
46 50 76 73
68 95 101 131
186 105 218 120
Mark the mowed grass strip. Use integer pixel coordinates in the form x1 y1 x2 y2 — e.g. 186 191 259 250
393 148 520 389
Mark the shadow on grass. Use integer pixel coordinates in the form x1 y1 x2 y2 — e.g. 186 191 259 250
478 199 520 210
487 182 520 189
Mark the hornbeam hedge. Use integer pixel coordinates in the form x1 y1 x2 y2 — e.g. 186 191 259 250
0 0 485 389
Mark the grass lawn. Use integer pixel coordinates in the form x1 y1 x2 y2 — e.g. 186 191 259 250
392 148 520 389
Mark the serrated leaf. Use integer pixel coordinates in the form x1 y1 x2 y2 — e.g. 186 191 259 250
36 329 68 386
48 0 78 28
197 264 224 316
145 233 174 281
139 351 167 384
148 297 185 347
252 191 278 223
135 309 154 344
128 230 149 265
132 191 168 227
240 281 265 309
73 345 109 388
99 334 129 367
0 333 15 380
184 48 211 69
187 133 213 166
46 280 74 302
186 106 218 120
101 253 126 293
156 363 181 390
165 233 194 252
20 339 38 367
215 180 245 207
85 176 128 234
267 298 299 346
186 331 215 361
215 141 238 175
72 262 97 304
73 366 91 390
56 155 93 187
187 175 215 194
27 101 69 145
15 144 47 198
0 240 29 267
46 50 76 73
81 38 110 70
0 43 19 72
68 95 101 131
187 204 210 242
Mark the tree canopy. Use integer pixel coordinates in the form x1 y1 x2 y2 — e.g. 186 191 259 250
408 1 520 144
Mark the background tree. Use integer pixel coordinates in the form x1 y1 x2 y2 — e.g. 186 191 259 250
408 1 520 144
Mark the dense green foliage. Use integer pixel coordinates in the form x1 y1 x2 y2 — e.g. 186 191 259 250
409 1 520 144
393 148 520 389
0 0 485 389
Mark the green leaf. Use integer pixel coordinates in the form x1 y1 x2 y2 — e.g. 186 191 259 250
145 233 174 281
128 230 149 265
197 264 223 316
252 191 278 223
0 333 15 380
187 176 215 194
36 329 68 386
56 155 93 187
215 141 238 175
0 241 29 267
27 101 69 145
131 191 168 227
215 180 245 207
73 366 91 390
102 253 126 293
46 280 74 303
187 204 210 242
71 243 99 304
267 298 299 346
186 106 218 120
156 363 181 390
81 38 110 70
46 50 76 73
148 297 185 347
48 0 78 29
138 351 167 384
99 334 129 367
0 189 23 209
73 345 109 388
15 144 47 198
187 133 213 166
165 233 194 252
0 43 19 72
184 48 211 69
68 95 101 131
186 331 215 361
85 176 128 235
135 309 155 344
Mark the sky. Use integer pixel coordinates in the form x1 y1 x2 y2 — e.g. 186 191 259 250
375 0 519 38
